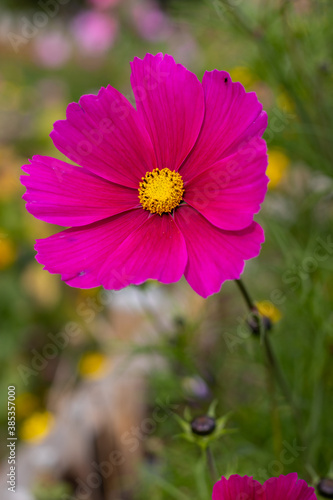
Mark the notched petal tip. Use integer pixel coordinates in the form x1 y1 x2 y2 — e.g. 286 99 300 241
50 82 157 188
176 207 265 298
130 51 205 172
130 51 165 67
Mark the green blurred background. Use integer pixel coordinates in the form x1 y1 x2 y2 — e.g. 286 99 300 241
0 0 333 499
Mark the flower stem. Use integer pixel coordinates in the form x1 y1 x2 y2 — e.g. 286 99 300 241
234 279 303 438
261 328 295 409
235 279 255 310
205 446 218 484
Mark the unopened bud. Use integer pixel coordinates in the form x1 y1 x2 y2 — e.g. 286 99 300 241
246 309 272 335
317 479 333 498
191 416 216 436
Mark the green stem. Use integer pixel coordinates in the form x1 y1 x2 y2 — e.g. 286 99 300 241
213 0 332 172
205 446 218 484
262 329 295 410
234 279 304 445
235 279 255 310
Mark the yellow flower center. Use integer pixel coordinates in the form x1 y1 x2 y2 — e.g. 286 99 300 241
138 168 184 215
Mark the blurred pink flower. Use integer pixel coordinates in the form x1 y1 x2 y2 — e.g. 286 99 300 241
33 32 72 68
213 474 317 500
132 1 173 41
88 0 120 9
71 11 118 55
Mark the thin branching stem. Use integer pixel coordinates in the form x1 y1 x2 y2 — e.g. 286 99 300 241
205 446 218 484
234 278 305 448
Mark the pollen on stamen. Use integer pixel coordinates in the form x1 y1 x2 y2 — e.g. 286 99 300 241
138 168 184 215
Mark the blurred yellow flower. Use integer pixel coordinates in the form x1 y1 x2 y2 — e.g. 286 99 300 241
20 411 54 443
267 149 290 188
229 66 256 88
0 146 24 200
35 103 66 141
16 392 39 420
21 261 61 307
277 92 295 113
0 234 16 269
256 300 282 323
0 81 22 111
78 351 109 379
23 211 53 243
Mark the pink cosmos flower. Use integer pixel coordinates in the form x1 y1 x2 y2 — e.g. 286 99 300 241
33 32 72 69
213 474 317 500
70 11 118 55
132 1 173 42
88 0 120 9
21 53 268 298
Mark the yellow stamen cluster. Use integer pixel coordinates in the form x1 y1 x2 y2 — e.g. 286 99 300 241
139 168 184 215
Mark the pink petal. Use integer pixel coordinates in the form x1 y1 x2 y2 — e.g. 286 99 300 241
175 206 264 298
21 156 140 227
184 138 268 231
98 213 187 288
35 209 149 288
181 70 267 181
50 85 157 188
263 474 317 500
213 475 263 500
130 53 205 170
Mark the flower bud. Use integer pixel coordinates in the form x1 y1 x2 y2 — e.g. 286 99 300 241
191 416 216 436
317 479 333 498
246 309 272 335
